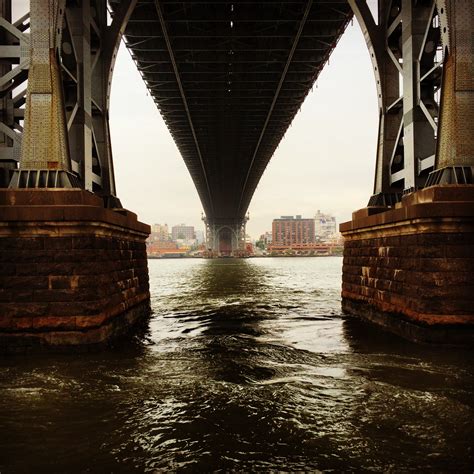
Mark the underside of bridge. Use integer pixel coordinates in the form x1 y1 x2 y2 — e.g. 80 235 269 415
113 0 352 248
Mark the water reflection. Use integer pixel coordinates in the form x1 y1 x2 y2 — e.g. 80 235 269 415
0 257 473 472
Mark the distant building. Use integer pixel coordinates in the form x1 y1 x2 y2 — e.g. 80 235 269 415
171 224 195 241
150 223 169 241
314 210 337 242
272 215 315 247
258 231 272 246
147 240 178 255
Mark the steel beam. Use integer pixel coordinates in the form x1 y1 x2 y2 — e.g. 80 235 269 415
65 1 93 191
238 0 314 216
61 0 137 201
154 0 214 215
426 0 474 185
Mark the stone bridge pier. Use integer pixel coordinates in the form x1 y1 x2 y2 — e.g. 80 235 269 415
0 0 150 352
342 0 474 344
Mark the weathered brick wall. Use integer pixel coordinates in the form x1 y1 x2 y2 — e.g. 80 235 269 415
0 189 151 350
0 233 149 335
342 231 474 324
340 185 474 343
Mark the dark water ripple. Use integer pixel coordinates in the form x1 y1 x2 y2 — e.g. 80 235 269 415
0 257 473 472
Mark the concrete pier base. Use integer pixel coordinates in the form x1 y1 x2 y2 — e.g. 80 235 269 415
0 190 151 352
340 185 474 345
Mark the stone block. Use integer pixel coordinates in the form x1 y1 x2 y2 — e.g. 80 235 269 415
341 185 474 344
43 237 73 251
0 189 150 352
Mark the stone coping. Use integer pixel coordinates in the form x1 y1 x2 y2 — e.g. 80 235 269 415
341 185 474 233
0 189 150 236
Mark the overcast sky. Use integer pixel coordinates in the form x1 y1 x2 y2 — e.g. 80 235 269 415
15 2 379 239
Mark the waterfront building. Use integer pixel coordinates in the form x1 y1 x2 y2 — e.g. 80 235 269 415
259 231 272 246
147 240 179 256
314 210 337 242
171 224 196 241
150 223 169 241
272 215 315 247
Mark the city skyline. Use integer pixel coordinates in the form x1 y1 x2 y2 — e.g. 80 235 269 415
149 207 338 243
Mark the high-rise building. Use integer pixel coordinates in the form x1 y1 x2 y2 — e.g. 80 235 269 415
314 210 337 242
171 224 195 241
272 215 315 247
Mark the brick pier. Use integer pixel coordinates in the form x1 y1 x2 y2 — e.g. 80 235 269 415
0 190 150 352
341 185 474 345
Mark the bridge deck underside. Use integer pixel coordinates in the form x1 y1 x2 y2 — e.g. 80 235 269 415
111 0 352 221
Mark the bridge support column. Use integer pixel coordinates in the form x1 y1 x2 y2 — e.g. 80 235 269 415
342 1 474 343
426 0 474 185
341 186 474 344
0 189 150 352
8 0 77 188
204 217 248 257
0 1 150 352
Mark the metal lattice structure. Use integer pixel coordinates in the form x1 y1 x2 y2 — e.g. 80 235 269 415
350 0 444 204
0 3 29 187
351 0 473 204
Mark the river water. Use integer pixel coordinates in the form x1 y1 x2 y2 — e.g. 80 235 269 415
0 257 473 472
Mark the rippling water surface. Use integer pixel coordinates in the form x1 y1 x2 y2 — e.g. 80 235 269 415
1 257 473 472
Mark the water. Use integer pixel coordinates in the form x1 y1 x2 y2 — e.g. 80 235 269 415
1 257 473 472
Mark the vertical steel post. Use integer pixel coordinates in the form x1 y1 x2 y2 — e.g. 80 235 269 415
401 0 437 191
349 0 402 205
427 0 474 184
0 0 15 186
15 0 73 181
66 0 93 191
63 0 136 202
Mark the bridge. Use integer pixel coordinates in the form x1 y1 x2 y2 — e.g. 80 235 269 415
0 0 472 350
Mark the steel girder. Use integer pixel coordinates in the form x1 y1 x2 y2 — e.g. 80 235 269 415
8 0 77 189
60 0 136 200
351 0 473 203
425 0 474 185
2 1 470 213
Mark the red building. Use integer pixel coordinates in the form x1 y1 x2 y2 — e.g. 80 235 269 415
272 215 315 247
